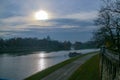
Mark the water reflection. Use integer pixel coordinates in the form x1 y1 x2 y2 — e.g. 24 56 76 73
39 52 46 58
0 49 99 80
38 52 46 71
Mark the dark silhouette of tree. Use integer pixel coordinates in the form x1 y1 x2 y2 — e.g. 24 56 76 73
0 38 4 48
93 0 120 51
73 41 97 50
0 37 72 53
63 41 72 50
73 42 82 50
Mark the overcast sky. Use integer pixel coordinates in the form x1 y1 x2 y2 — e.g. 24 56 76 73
0 0 101 42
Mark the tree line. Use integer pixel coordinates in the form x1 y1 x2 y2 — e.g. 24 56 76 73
0 37 71 53
73 41 97 50
0 36 97 53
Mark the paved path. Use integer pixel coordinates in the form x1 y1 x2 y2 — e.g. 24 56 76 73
41 53 97 80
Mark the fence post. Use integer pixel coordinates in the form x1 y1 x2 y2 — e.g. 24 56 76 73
100 46 106 80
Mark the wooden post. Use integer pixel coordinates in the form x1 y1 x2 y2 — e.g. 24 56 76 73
100 46 105 80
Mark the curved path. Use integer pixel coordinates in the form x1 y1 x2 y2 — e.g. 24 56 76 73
41 53 97 80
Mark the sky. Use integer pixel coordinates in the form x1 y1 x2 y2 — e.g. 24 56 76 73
0 0 101 42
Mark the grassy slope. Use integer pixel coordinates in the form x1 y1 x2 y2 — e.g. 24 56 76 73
24 52 97 80
69 54 100 80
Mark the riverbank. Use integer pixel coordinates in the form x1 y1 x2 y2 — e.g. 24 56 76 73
24 51 98 80
69 54 100 80
0 47 71 53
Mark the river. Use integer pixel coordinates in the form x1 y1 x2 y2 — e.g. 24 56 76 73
0 49 99 80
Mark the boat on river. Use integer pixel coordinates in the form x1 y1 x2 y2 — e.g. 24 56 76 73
68 52 82 57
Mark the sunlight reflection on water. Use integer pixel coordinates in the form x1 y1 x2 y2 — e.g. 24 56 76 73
38 52 46 70
0 49 99 80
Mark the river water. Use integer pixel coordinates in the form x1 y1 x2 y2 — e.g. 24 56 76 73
0 49 99 80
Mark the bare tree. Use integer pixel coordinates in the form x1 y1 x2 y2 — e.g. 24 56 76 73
94 0 120 51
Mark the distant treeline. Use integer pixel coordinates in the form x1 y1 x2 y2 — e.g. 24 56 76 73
73 41 97 50
0 36 97 53
0 37 71 53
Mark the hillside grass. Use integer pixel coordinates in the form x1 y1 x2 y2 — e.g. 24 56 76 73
24 52 98 80
69 54 100 80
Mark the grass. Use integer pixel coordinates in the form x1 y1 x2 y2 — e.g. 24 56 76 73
68 54 100 80
24 52 98 80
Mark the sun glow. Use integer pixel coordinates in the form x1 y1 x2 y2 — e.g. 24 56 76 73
35 10 49 20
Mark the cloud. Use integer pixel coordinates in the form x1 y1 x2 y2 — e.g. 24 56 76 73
0 0 98 41
0 16 96 38
49 18 92 25
0 0 23 19
0 16 27 25
0 15 94 29
0 0 101 42
64 11 98 21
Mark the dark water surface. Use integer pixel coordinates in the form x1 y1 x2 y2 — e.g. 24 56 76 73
0 49 99 80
